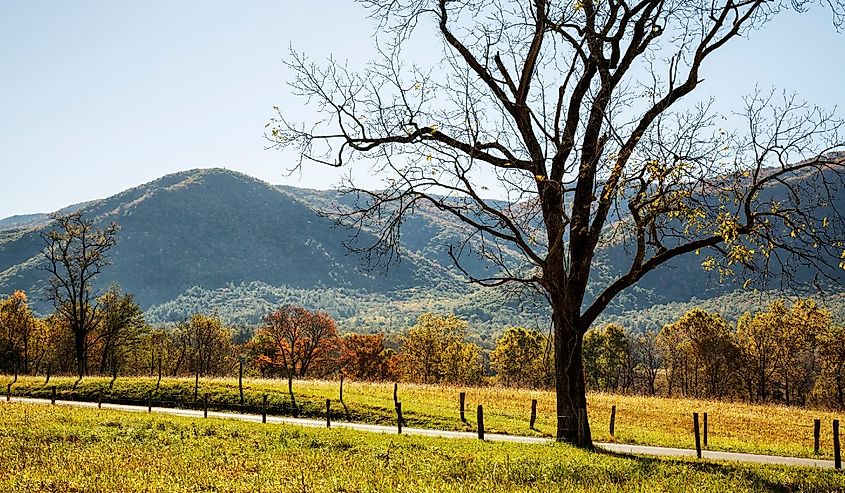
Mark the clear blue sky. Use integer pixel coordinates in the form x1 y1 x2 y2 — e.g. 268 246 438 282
0 1 842 218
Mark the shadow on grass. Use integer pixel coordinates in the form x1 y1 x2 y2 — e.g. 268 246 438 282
593 447 839 493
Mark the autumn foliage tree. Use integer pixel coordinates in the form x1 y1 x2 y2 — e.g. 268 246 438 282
0 291 40 374
491 326 553 388
172 314 234 377
398 313 482 384
736 299 828 404
583 324 630 392
92 285 146 375
816 324 845 409
340 333 394 381
271 0 845 445
254 305 340 379
657 309 739 398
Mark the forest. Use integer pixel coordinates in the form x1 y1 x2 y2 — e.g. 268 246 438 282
3 286 844 410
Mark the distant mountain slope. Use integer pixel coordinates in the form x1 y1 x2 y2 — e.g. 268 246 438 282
0 169 463 311
0 214 49 230
275 185 527 280
1 166 842 338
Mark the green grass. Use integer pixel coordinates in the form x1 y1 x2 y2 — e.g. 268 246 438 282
5 375 843 461
1 402 843 492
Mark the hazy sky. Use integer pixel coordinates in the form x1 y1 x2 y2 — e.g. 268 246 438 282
1 1 843 219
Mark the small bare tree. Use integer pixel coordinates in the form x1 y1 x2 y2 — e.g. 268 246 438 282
269 0 845 446
41 211 119 379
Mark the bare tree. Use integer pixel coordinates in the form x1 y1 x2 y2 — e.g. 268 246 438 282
41 211 119 379
269 0 845 446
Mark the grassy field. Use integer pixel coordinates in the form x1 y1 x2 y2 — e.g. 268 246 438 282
5 375 844 461
1 402 843 493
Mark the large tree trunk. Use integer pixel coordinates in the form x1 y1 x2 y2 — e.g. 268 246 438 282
552 298 593 447
73 329 87 379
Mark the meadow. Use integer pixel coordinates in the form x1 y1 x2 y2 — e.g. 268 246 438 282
5 375 843 461
1 402 843 493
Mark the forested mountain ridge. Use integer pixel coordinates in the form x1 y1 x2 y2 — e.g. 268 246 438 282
1 167 842 340
0 169 465 312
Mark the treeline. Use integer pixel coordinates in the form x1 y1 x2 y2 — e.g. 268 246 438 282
0 291 485 385
2 287 844 409
580 300 845 409
0 287 149 378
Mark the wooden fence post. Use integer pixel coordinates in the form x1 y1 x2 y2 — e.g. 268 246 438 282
396 402 403 434
45 363 51 385
203 394 208 418
530 399 537 430
477 405 485 440
147 391 152 413
98 391 102 409
287 377 298 417
6 383 10 402
393 383 398 406
834 419 841 470
51 385 56 405
156 359 162 392
609 405 616 436
238 358 244 406
460 392 466 422
262 394 268 423
814 419 821 455
339 375 344 402
326 399 331 428
693 412 702 459
703 412 708 448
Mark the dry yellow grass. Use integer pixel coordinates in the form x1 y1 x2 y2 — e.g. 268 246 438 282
6 375 843 459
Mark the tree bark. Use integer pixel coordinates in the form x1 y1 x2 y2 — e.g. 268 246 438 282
552 297 592 447
74 330 87 379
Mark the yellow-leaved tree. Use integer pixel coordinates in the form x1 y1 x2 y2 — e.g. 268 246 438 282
0 291 40 374
657 309 739 399
736 299 829 405
399 313 481 384
491 326 553 388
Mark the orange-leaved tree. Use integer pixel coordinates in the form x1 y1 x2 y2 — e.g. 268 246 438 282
254 305 340 379
339 333 394 381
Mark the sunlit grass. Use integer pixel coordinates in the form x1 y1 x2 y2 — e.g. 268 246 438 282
1 402 842 492
5 375 842 460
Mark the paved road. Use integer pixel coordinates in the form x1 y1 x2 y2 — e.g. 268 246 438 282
5 396 837 469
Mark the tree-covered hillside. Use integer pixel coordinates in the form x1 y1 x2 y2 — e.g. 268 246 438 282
1 167 842 337
0 169 464 312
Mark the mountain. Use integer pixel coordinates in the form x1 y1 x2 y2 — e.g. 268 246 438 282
0 214 49 230
1 167 842 342
0 169 464 312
